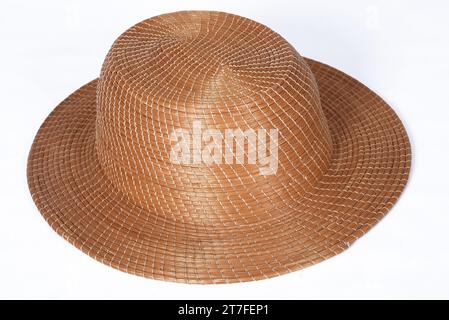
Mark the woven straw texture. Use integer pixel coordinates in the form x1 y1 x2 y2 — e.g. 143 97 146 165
27 11 411 283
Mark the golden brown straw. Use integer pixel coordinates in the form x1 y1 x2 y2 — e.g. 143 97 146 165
27 11 411 283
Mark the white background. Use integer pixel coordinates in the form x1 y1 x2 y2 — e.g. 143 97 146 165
0 0 448 299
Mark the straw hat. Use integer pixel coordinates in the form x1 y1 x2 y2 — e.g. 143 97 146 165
27 11 411 283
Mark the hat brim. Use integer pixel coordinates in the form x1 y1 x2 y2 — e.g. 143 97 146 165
27 58 411 283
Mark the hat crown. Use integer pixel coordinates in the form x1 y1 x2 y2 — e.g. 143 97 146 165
95 11 333 224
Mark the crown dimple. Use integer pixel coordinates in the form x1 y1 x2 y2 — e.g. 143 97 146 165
95 11 333 225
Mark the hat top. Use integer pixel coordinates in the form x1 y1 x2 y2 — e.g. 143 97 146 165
94 11 333 224
99 11 301 106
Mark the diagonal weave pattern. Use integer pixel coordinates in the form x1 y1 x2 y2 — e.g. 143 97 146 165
27 11 411 283
95 11 333 226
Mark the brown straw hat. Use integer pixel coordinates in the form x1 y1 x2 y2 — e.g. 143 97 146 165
27 11 411 283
